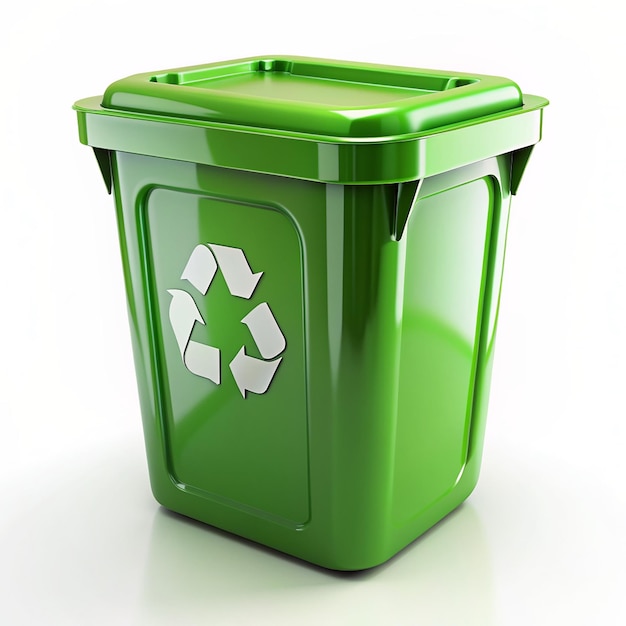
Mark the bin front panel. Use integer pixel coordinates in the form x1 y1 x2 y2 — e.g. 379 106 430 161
143 186 309 526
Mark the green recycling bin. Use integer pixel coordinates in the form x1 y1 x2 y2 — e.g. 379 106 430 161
74 56 547 571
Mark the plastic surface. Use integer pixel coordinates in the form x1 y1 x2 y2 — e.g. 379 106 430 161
74 57 547 570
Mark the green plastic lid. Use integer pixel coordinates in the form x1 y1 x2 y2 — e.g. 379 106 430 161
75 56 547 185
102 56 524 140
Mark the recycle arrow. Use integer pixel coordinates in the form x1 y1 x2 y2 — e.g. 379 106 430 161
167 289 220 384
209 244 263 300
229 302 286 397
182 243 262 300
181 244 217 296
241 302 286 360
229 349 282 398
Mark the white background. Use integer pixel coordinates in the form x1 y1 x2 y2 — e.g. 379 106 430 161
1 1 625 624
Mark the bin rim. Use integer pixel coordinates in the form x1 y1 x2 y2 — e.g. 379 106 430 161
73 92 548 147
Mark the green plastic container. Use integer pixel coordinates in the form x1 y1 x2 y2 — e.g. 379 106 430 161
74 56 547 571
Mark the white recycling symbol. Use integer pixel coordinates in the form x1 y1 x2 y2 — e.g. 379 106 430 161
167 243 286 398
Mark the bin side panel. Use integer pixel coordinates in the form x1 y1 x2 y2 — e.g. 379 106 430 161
392 177 494 526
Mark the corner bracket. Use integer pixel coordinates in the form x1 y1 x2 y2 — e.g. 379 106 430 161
93 147 113 194
391 179 423 241
510 145 536 196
